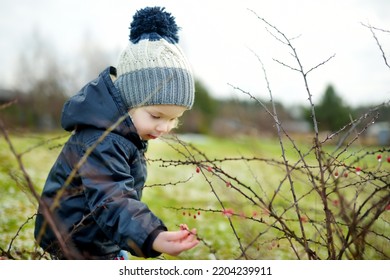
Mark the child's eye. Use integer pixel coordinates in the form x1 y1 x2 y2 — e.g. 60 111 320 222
150 114 160 119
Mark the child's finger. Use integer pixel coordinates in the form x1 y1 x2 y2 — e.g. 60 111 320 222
179 224 189 231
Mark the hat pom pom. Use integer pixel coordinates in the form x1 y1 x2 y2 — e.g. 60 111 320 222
130 7 179 44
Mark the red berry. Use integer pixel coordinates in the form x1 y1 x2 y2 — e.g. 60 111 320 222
344 172 348 178
334 171 339 177
387 157 390 163
377 154 382 162
196 166 200 173
222 209 234 217
226 181 231 187
355 167 362 175
386 204 390 211
197 211 200 215
300 216 308 223
207 166 213 172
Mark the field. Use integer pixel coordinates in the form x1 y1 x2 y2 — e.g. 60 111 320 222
0 131 389 260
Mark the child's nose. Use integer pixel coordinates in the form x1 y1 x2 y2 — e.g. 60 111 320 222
156 121 170 133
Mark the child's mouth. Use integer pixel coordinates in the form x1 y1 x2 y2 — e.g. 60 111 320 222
147 134 157 140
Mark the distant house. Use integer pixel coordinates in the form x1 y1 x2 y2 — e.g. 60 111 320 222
366 122 390 146
0 89 17 103
282 120 311 134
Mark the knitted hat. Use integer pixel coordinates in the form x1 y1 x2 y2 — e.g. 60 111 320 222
114 7 195 110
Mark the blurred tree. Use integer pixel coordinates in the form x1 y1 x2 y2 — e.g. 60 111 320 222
71 30 114 87
1 31 70 129
2 30 113 130
303 85 352 132
178 80 218 134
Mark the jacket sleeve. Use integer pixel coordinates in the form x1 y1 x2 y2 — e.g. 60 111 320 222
78 133 166 257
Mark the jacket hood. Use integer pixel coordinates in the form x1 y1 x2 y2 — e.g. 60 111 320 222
61 67 144 148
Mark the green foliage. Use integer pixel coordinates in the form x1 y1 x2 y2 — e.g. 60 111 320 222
193 80 218 120
1 131 389 260
178 80 219 134
304 85 353 132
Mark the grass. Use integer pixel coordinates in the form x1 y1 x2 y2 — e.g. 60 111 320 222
0 131 68 259
0 131 389 260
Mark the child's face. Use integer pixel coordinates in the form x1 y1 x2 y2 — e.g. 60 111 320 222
129 105 187 140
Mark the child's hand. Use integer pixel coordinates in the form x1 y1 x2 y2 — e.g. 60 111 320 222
152 225 199 256
179 224 189 231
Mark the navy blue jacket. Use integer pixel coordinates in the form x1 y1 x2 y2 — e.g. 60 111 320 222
34 67 167 259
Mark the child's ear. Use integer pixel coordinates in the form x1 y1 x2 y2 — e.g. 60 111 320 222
174 118 181 129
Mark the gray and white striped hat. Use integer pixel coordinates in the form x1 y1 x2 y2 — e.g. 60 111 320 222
114 7 195 110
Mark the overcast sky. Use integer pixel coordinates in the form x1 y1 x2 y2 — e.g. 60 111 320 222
1 0 389 107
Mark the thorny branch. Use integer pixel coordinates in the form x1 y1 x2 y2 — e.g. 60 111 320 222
362 22 390 69
1 11 389 260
